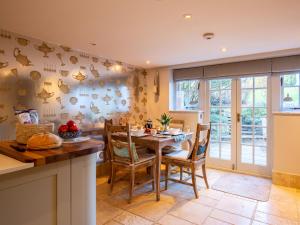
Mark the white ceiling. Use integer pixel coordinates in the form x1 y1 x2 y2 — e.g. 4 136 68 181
1 0 300 68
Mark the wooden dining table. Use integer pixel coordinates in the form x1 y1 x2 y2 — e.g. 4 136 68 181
112 132 193 201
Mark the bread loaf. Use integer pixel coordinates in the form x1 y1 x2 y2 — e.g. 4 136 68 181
27 132 62 150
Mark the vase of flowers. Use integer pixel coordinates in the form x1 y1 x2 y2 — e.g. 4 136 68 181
157 113 172 132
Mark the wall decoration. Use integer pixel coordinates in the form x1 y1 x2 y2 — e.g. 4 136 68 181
58 79 71 94
0 30 11 39
90 64 100 78
141 97 147 106
0 61 8 69
0 115 8 123
16 37 30 46
69 97 78 105
56 97 64 109
102 94 112 105
44 81 52 86
36 88 54 103
90 102 100 114
134 105 140 113
72 71 87 83
99 80 105 87
44 64 56 72
60 70 69 77
99 116 105 123
103 59 112 70
133 74 140 101
121 99 126 106
80 53 89 59
36 42 55 57
92 57 98 63
0 29 147 140
73 112 85 123
60 113 69 120
70 56 78 64
14 48 33 66
30 70 41 81
91 94 98 99
56 53 65 66
60 45 71 52
115 89 122 97
139 114 143 120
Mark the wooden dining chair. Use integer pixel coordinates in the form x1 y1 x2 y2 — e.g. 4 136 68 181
106 123 157 203
162 123 211 198
162 119 185 155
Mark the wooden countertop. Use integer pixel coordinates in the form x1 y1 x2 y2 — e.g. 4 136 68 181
0 139 104 167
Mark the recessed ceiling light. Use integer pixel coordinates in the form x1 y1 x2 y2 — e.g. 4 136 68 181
146 60 150 64
221 47 227 52
183 14 192 19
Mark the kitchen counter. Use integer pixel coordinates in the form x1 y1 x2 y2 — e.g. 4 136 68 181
0 139 104 225
0 139 104 167
0 153 34 175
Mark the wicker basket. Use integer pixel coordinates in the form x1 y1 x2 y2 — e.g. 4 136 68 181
16 123 54 144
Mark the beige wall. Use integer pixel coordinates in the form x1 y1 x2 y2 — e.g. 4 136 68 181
273 114 300 175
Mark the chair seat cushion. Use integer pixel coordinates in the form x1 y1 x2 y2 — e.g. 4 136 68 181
164 150 190 160
112 140 139 162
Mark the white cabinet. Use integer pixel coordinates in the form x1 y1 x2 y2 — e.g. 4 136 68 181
0 153 97 225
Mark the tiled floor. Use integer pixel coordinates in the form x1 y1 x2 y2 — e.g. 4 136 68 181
96 168 300 225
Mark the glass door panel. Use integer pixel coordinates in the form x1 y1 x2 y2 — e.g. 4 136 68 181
207 79 235 169
237 76 269 175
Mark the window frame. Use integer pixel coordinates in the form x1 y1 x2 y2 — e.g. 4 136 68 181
280 71 300 111
174 79 201 111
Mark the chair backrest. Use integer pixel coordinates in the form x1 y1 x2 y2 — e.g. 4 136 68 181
169 119 185 130
106 123 136 164
104 119 113 142
189 123 211 161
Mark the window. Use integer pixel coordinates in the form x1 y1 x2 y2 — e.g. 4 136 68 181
175 79 200 110
281 72 300 109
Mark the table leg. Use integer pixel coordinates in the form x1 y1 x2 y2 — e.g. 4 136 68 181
155 147 161 201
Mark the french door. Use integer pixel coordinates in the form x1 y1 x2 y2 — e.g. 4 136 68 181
206 76 271 176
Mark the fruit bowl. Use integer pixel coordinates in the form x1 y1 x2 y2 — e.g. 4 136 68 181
58 130 81 139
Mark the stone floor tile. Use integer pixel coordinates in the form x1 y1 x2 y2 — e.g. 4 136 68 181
169 201 212 225
210 209 251 225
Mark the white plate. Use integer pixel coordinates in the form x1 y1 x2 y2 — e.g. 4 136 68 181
63 136 90 144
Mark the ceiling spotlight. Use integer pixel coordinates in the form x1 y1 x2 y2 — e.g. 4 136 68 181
146 60 150 65
203 33 214 40
183 14 192 19
221 47 227 52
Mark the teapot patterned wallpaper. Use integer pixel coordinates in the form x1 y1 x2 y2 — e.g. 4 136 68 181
0 29 148 140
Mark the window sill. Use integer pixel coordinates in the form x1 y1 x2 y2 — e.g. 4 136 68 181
273 111 300 116
169 110 204 113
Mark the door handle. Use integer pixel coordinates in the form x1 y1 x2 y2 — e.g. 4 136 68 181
237 113 241 123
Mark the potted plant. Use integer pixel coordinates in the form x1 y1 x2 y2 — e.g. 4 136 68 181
157 113 172 132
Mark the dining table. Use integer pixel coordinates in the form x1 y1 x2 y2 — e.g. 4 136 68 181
112 132 193 201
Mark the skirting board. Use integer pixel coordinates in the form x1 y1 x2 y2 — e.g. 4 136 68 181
272 170 300 188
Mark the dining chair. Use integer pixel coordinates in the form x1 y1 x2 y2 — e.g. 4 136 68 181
106 123 157 203
162 119 185 154
162 123 211 198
